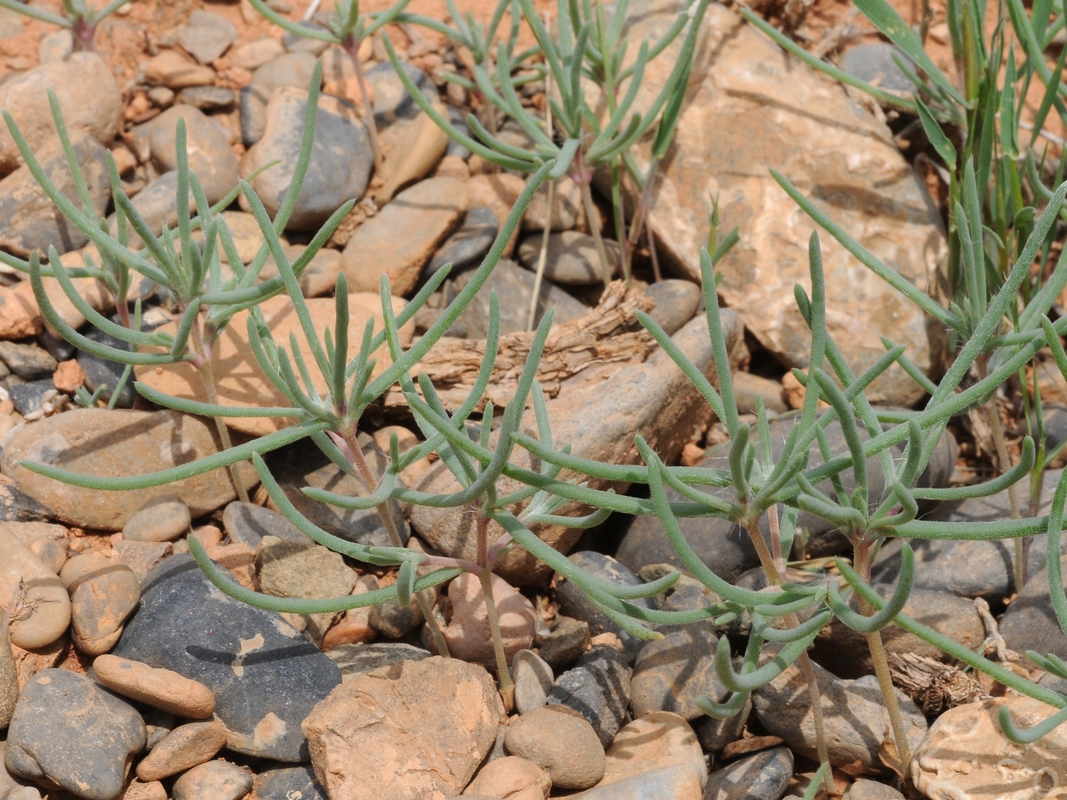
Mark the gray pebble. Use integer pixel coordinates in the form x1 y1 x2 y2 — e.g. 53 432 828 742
512 649 554 715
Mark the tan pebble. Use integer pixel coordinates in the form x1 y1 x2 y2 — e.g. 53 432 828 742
61 552 140 655
93 654 216 718
144 50 216 89
464 755 551 800
0 529 70 649
171 759 252 800
121 778 168 800
136 720 228 781
52 360 85 394
503 706 605 791
434 154 471 180
206 543 255 590
191 525 223 550
123 495 191 543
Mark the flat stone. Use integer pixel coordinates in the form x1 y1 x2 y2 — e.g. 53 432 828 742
538 615 590 671
442 572 536 668
222 501 309 547
242 87 372 232
171 760 252 800
146 105 239 206
6 669 145 800
1000 553 1067 666
111 555 341 761
2 409 245 530
240 52 318 146
518 231 621 286
645 280 703 336
175 10 237 65
302 656 498 800
92 654 215 718
3 521 68 575
113 541 172 584
547 644 632 749
464 173 526 256
845 779 905 800
0 132 109 258
569 765 701 799
176 85 236 111
839 43 915 94
325 642 432 681
135 720 227 781
122 495 190 543
512 649 554 715
365 60 438 127
504 705 605 791
61 552 140 655
599 712 706 790
703 747 793 800
37 29 71 63
631 610 723 722
523 174 583 232
612 0 946 405
344 177 467 296
0 528 70 649
228 37 284 71
0 53 121 174
425 206 498 277
144 50 216 89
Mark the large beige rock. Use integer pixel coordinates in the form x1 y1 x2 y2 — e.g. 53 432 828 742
408 308 746 585
1 409 248 530
610 0 947 405
0 529 70 650
302 656 500 800
134 293 413 437
0 53 122 175
913 695 1067 799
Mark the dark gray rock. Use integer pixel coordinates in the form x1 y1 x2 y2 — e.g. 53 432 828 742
8 379 54 416
175 10 237 64
222 501 311 548
6 669 145 800
547 645 632 748
538 615 589 671
426 206 498 276
325 642 432 680
177 86 236 111
445 105 472 159
242 88 373 232
645 279 703 336
556 552 653 663
369 595 424 638
253 765 327 800
240 52 319 146
1000 553 1067 666
517 231 621 286
631 610 723 721
839 43 915 94
703 747 793 800
38 329 76 362
0 341 56 380
365 60 438 127
111 555 341 762
77 327 137 408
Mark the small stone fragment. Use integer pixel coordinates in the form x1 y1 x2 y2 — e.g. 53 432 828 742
52 359 85 393
144 50 216 89
92 655 216 718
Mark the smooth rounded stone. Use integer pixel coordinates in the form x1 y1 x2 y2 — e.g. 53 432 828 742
517 231 621 286
644 280 703 336
732 371 788 415
1000 553 1067 666
844 780 904 800
523 174 583 232
538 615 590 671
0 341 57 381
176 85 236 111
282 24 331 54
3 521 68 576
365 60 438 126
812 585 984 679
751 653 927 769
92 655 215 718
8 380 55 417
446 258 588 339
0 131 108 257
703 747 792 800
175 10 237 65
598 712 706 791
7 669 146 800
240 52 319 145
61 552 140 655
122 495 191 543
613 0 946 406
303 656 499 800
2 409 245 530
513 649 554 715
253 764 327 800
147 105 239 205
556 552 653 663
223 501 309 547
442 572 536 668
242 87 372 232
37 28 72 63
229 37 285 71
143 51 216 89
136 720 227 781
444 106 472 159
504 706 605 791
111 555 341 762
547 644 632 748
325 642 432 681
425 206 498 277
344 177 467 296
171 760 252 800
631 615 724 721
369 592 426 639
912 695 1067 799
465 756 551 800
0 52 121 174
0 528 70 649
839 43 915 94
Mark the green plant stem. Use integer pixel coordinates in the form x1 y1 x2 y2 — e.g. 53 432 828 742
344 36 384 176
853 540 913 775
575 153 614 288
477 514 515 710
343 428 451 657
526 179 554 331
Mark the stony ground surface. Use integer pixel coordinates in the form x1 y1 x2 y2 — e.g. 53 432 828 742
0 0 1062 798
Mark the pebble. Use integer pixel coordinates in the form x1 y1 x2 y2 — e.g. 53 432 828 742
112 555 341 762
241 88 372 232
523 174 583 232
0 52 122 174
547 645 631 748
143 50 216 89
517 231 621 285
52 359 85 393
343 177 467 296
171 760 252 800
599 712 706 789
74 327 137 408
839 43 915 93
326 642 432 681
240 51 318 145
8 380 55 417
319 573 378 650
442 572 537 668
703 747 793 800
999 553 1067 665
504 705 605 791
369 591 427 639
365 60 438 126
2 409 244 530
631 612 724 721
845 780 905 800
120 779 167 800
512 649 554 714
570 766 702 799
303 656 498 800
136 720 228 781
175 10 237 65
465 756 551 800
0 131 109 258
92 654 216 718
61 552 141 655
253 764 327 800
374 97 450 202
37 29 72 63
228 37 284 71
645 280 703 336
222 500 309 547
425 206 498 277
147 104 240 205
464 173 526 255
122 495 191 543
176 85 236 110
752 654 926 769
911 695 1067 799
0 528 70 649
6 669 146 800
5 521 68 577
538 615 590 671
